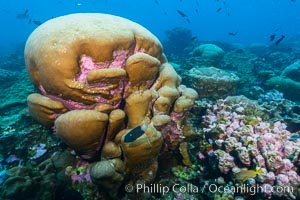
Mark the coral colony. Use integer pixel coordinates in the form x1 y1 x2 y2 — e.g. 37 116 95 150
23 13 197 198
197 96 300 199
2 12 300 200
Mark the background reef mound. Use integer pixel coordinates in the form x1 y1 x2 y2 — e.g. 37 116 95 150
18 13 198 199
185 66 240 99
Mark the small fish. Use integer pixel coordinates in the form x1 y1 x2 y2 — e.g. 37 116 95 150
155 0 159 5
177 9 187 18
16 9 29 19
33 20 42 26
275 35 285 45
28 19 32 24
228 31 238 36
216 7 222 12
164 12 167 15
190 36 197 41
186 18 191 24
205 131 214 145
233 168 263 182
123 125 145 143
227 12 230 16
269 34 276 41
195 9 198 13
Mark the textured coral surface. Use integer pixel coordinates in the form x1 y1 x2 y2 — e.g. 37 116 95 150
24 13 197 190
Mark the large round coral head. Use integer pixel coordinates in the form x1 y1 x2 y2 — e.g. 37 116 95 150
25 13 197 162
24 13 165 111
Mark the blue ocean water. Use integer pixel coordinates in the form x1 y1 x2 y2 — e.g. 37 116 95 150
0 0 299 55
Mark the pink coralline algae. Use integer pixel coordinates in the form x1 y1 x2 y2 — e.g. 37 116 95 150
65 161 92 183
200 96 300 199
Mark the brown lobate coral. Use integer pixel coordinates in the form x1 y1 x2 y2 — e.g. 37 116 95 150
25 13 197 186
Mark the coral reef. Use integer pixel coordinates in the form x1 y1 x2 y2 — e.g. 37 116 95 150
281 60 300 82
196 96 300 199
185 67 240 99
265 60 300 102
1 151 77 199
24 12 197 194
259 98 300 132
264 51 296 70
0 70 34 106
190 44 225 67
2 8 300 200
258 89 284 103
0 50 25 88
0 51 25 71
0 69 19 87
266 76 300 102
247 42 270 57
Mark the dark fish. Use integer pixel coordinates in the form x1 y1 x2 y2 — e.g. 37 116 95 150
196 1 199 7
195 9 198 13
123 126 145 143
155 0 159 5
227 12 230 16
190 36 197 41
28 19 31 24
269 34 276 41
275 35 285 45
205 131 213 144
186 18 191 24
177 9 187 17
223 1 226 5
216 7 222 12
16 9 29 19
291 0 295 2
164 12 167 15
228 31 238 36
33 20 42 26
